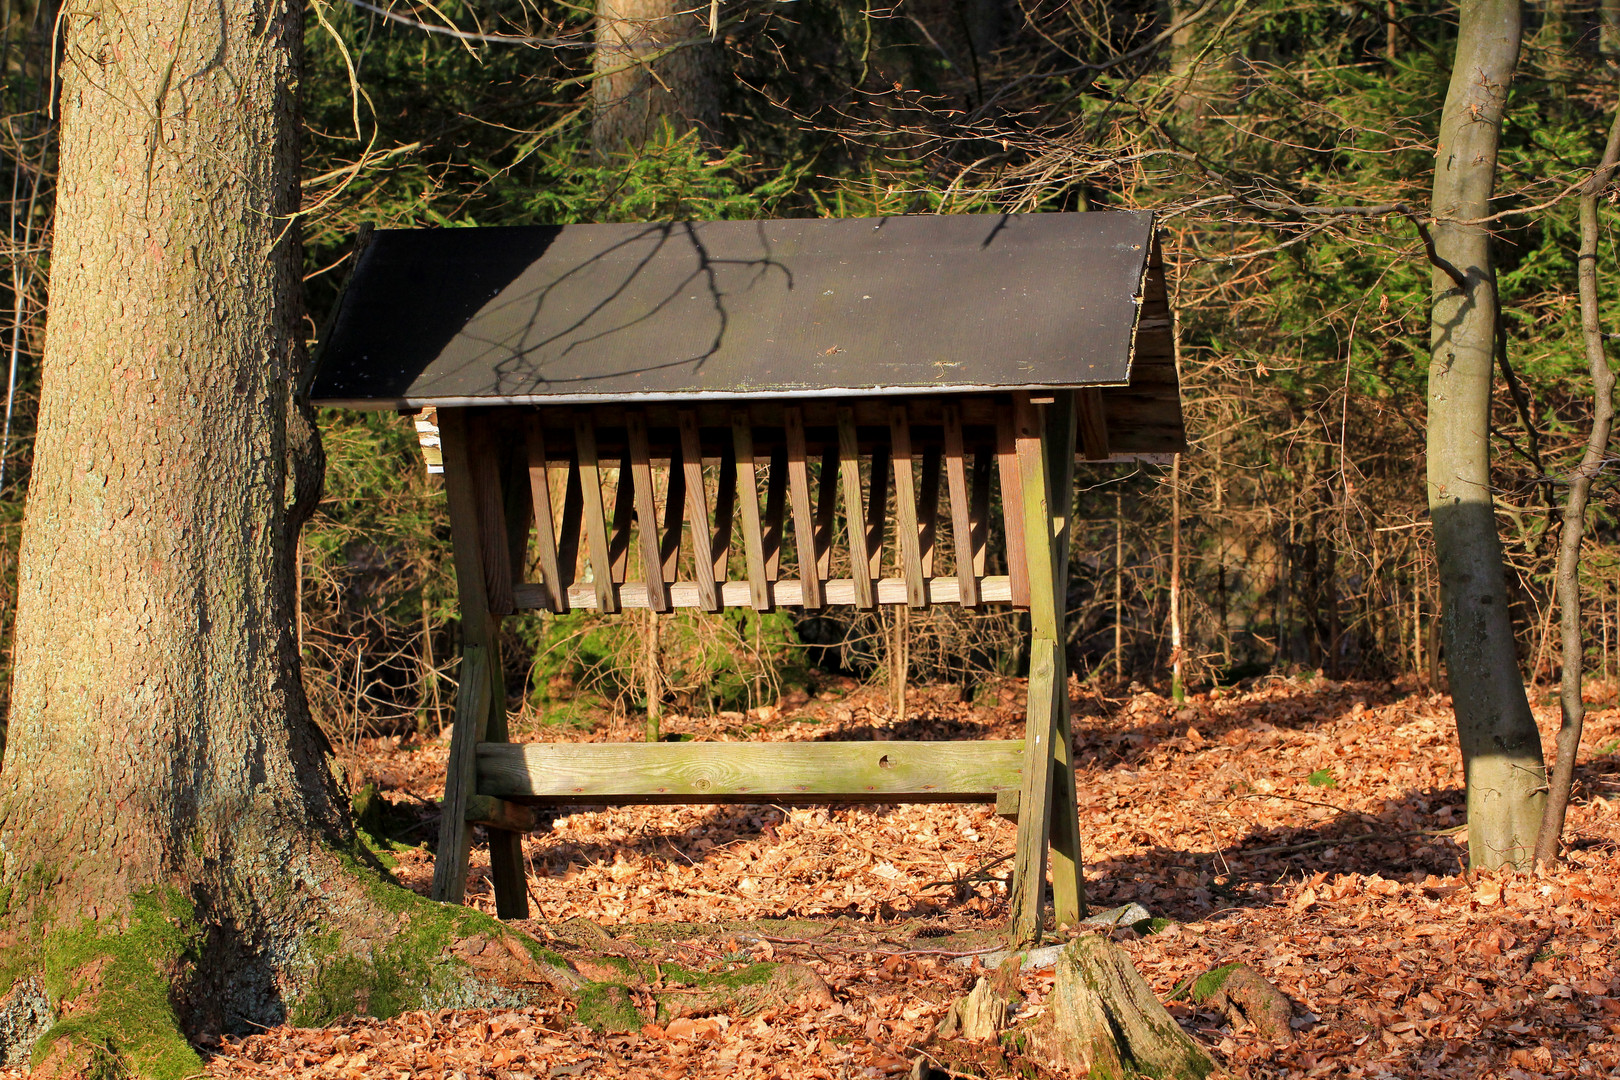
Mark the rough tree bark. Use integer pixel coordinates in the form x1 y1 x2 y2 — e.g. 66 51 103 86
593 0 723 155
1426 0 1547 870
1533 105 1620 867
0 3 555 1074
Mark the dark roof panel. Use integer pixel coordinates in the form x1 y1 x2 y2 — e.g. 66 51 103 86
310 211 1165 408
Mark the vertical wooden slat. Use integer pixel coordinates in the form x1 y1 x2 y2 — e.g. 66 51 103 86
866 442 890 580
607 449 635 585
660 440 687 583
432 407 526 919
712 444 736 584
763 444 787 579
469 421 515 617
918 443 941 578
814 445 840 579
679 410 720 612
889 405 926 608
942 404 978 607
556 453 583 588
784 407 823 609
970 446 993 577
732 413 771 611
837 408 875 609
997 403 1030 607
525 416 567 613
626 411 670 613
574 414 617 614
1077 387 1110 461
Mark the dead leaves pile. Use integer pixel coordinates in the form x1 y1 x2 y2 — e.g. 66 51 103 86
206 676 1620 1079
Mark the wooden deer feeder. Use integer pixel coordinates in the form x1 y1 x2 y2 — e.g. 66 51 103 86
311 211 1184 943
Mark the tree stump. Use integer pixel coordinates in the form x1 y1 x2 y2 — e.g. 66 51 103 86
1033 935 1216 1080
1191 963 1294 1042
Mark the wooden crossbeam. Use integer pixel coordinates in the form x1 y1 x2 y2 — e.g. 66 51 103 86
511 575 1014 611
475 740 1025 806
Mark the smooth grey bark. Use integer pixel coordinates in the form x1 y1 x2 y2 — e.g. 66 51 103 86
592 0 723 155
1426 0 1547 870
1533 106 1620 867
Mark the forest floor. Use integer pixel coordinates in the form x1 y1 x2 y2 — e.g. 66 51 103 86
204 674 1620 1079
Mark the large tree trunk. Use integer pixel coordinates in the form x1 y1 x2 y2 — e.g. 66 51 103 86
593 0 723 155
0 2 543 1073
1426 0 1546 870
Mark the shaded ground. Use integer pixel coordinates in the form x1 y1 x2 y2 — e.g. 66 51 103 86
58 677 1620 1077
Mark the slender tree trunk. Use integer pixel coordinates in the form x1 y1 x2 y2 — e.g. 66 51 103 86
1533 105 1620 867
1426 0 1546 870
1170 454 1184 702
593 0 723 155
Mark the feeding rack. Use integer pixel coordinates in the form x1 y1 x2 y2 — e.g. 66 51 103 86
310 211 1184 943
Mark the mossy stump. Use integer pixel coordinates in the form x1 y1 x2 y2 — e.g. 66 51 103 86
1033 935 1216 1080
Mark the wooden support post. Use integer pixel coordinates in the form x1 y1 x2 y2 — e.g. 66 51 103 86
1008 391 1084 944
785 407 824 608
943 404 979 606
919 444 941 578
679 410 720 611
889 406 927 608
574 414 617 614
468 421 516 617
837 408 876 609
970 446 993 577
867 442 890 580
732 413 772 611
607 449 635 585
712 443 736 584
762 444 787 581
556 453 583 590
627 411 670 613
660 443 687 583
814 445 841 580
433 408 528 919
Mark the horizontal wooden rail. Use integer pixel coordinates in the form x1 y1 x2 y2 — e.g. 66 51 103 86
511 575 1014 611
475 740 1025 806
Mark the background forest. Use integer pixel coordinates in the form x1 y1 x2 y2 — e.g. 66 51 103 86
0 0 1615 744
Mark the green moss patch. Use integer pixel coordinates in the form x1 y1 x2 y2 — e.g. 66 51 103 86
1190 963 1243 1004
34 888 202 1080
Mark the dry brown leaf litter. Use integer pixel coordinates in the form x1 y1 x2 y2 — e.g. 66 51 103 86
30 677 1620 1078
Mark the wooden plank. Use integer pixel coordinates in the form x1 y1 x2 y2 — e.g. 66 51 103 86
432 644 492 903
918 444 941 578
556 453 583 589
763 444 787 579
1041 391 1086 928
1077 387 1110 461
660 441 687 582
889 406 926 608
468 422 515 617
942 404 979 607
607 450 635 585
866 442 890 580
679 410 719 612
1011 638 1060 945
525 416 567 614
626 411 669 613
712 442 736 584
837 408 875 609
514 575 1015 611
466 793 553 833
476 740 1026 804
814 445 840 580
996 404 1029 608
732 414 771 611
574 414 617 614
970 447 993 577
784 407 823 608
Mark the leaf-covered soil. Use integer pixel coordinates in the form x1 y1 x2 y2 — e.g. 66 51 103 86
60 677 1620 1077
